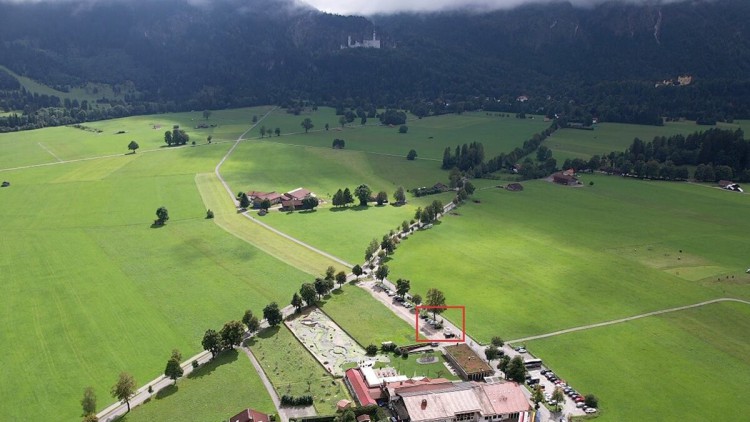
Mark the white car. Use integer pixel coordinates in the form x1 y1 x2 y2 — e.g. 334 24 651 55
576 402 585 408
584 408 597 414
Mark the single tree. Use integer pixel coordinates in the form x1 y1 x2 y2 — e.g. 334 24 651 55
339 116 347 128
325 123 330 131
301 118 314 133
376 191 388 206
203 110 211 120
365 344 378 356
155 206 169 225
485 346 501 361
128 140 139 154
335 271 347 287
411 294 422 305
275 127 281 136
343 188 354 206
110 372 136 412
242 310 260 333
259 125 267 138
164 357 183 385
430 199 444 218
505 356 526 383
399 125 409 134
393 186 406 205
375 265 389 282
365 238 379 262
401 220 410 233
207 135 212 143
252 115 258 123
300 283 317 306
532 386 544 410
291 292 303 312
396 278 411 298
551 387 565 411
354 184 372 206
360 116 367 125
260 198 271 211
352 264 363 280
81 386 97 416
380 236 395 255
201 329 222 358
425 288 446 319
220 320 245 348
239 193 251 209
206 209 214 219
171 349 182 362
302 196 319 210
406 149 417 160
497 355 511 372
584 394 599 409
314 277 328 299
263 302 283 326
164 130 173 146
491 336 504 347
83 414 99 422
325 266 336 281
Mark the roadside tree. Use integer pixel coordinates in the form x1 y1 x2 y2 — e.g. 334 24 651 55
291 292 303 312
584 394 599 409
396 279 410 298
300 283 317 306
425 288 446 319
220 320 245 348
201 329 222 358
263 302 283 326
336 271 347 288
81 387 97 416
128 140 139 153
242 310 260 333
164 356 183 385
411 294 422 305
352 264 363 280
376 191 388 205
505 356 526 383
532 386 544 410
491 336 504 347
551 387 565 411
239 193 251 209
375 265 389 282
301 118 314 133
110 372 136 412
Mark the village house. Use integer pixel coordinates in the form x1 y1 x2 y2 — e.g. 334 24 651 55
552 172 578 186
247 191 283 208
390 380 531 422
227 408 270 422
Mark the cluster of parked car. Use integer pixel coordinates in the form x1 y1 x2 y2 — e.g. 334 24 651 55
540 370 597 414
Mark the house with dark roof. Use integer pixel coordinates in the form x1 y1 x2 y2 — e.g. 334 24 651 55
284 187 313 201
247 191 284 208
552 172 578 186
228 408 270 422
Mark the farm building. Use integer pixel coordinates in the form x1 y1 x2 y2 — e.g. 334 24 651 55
391 381 531 422
247 191 283 208
443 344 494 381
552 172 579 186
228 408 270 422
284 187 313 201
281 199 303 211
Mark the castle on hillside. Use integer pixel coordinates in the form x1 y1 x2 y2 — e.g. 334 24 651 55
341 32 381 49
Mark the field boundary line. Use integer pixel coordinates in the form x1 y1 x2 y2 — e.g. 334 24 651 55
37 142 63 162
251 134 442 161
509 297 750 343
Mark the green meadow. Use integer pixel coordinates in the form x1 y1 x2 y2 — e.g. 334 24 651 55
0 107 314 420
526 301 750 420
121 350 275 422
548 120 745 162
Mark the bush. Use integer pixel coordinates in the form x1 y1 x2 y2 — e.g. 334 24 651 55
584 394 599 408
365 344 378 356
399 125 409 134
394 347 402 356
192 360 199 369
206 209 214 219
381 342 397 353
281 395 314 406
491 336 504 347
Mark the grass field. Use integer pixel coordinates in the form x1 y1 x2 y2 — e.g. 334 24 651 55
548 120 744 162
0 108 318 421
318 286 417 346
120 350 275 422
526 301 750 420
248 326 351 414
243 109 549 160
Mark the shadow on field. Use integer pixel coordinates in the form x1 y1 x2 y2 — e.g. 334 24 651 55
149 222 166 229
188 349 239 380
329 205 370 212
155 384 178 400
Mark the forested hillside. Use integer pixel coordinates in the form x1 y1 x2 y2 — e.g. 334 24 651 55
1 0 749 131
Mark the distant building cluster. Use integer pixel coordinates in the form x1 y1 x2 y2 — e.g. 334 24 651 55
655 75 693 88
342 32 381 49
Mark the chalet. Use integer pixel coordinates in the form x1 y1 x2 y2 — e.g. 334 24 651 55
391 381 531 422
552 172 578 186
505 183 523 192
247 191 283 208
228 408 270 422
562 168 576 177
281 199 304 211
443 344 494 381
433 182 449 191
284 187 313 201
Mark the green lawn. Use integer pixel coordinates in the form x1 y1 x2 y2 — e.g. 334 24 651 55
221 139 455 264
318 285 416 346
547 120 743 162
248 326 351 414
388 174 750 342
0 116 311 421
120 350 275 422
244 108 549 160
526 301 750 420
374 352 460 381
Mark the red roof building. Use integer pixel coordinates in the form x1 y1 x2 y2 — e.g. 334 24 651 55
285 187 312 201
344 368 377 406
228 408 270 422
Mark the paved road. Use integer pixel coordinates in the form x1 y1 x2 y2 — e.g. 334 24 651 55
508 297 750 343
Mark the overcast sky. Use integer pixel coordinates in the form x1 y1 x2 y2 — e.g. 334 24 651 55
302 0 683 15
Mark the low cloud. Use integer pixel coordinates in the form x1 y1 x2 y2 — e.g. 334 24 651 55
303 0 688 16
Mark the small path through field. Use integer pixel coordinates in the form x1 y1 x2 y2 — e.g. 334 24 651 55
37 142 63 162
508 297 750 343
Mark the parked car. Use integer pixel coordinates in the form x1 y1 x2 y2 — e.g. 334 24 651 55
394 296 405 302
575 402 585 409
584 408 597 414
574 396 585 403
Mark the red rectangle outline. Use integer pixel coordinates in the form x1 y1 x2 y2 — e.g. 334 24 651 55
415 305 466 343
